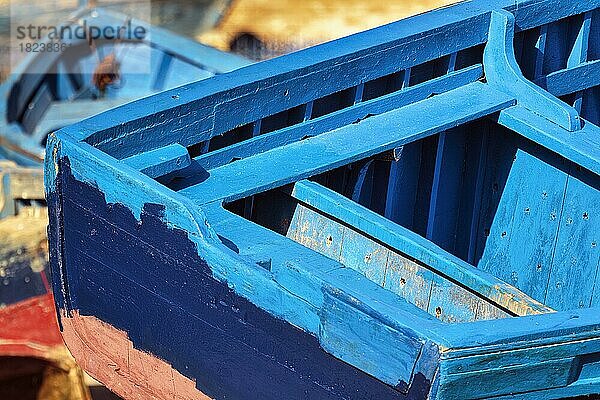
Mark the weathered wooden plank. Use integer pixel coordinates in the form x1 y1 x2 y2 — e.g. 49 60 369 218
439 358 576 399
181 82 515 204
288 203 390 287
287 195 505 323
287 204 345 261
320 290 424 393
426 277 480 323
123 143 191 178
290 180 552 316
475 299 510 320
544 168 600 310
194 65 483 170
384 252 433 312
477 148 568 303
338 228 389 287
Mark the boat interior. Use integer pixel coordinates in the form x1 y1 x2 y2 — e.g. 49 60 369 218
85 10 600 324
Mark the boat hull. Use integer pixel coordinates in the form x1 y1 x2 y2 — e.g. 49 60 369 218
49 159 417 400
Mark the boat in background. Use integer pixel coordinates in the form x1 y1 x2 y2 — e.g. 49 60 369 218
0 5 250 166
45 0 600 398
0 3 250 399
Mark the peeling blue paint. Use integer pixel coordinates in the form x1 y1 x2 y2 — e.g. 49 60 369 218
45 1 600 399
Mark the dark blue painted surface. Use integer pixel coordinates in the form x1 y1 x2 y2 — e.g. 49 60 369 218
49 158 421 400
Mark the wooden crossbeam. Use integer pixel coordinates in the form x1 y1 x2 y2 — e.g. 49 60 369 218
123 143 191 178
181 82 515 204
534 60 600 97
194 65 483 170
499 106 600 177
290 179 554 316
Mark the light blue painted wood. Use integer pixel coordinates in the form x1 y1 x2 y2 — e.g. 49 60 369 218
499 106 600 176
477 148 568 303
194 65 483 171
123 143 191 178
545 172 600 310
55 1 599 157
288 180 507 323
320 289 423 393
180 82 515 204
384 250 434 313
290 180 551 316
484 11 581 131
536 60 600 96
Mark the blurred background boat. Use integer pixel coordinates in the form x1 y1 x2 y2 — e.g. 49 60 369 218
0 1 250 398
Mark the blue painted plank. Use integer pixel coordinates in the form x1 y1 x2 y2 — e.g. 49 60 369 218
384 143 422 227
122 143 191 178
535 60 600 96
320 290 423 393
567 12 592 67
426 128 467 251
202 207 440 390
533 24 548 80
544 169 600 310
582 85 600 126
193 65 483 170
180 82 515 204
439 358 576 398
290 180 551 316
477 148 568 303
499 105 600 176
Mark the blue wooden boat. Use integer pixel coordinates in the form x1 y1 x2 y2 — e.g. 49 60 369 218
0 6 250 167
45 0 600 399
